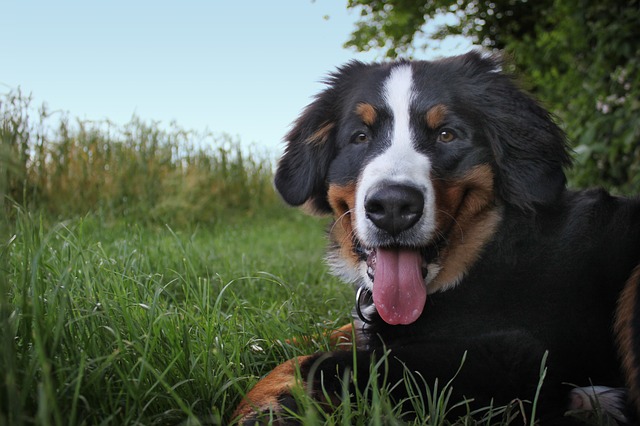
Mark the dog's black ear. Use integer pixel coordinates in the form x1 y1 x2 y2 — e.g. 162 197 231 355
275 61 366 214
465 53 572 210
274 103 337 213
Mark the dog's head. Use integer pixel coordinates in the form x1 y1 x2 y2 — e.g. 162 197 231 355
275 52 570 325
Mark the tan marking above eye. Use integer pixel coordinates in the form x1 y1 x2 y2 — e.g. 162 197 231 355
355 103 377 126
425 104 448 129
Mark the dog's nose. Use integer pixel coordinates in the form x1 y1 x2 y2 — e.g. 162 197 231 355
364 184 424 236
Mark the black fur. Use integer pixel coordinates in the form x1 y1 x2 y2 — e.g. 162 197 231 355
269 52 640 423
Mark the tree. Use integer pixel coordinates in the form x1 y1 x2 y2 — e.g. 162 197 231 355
346 0 640 193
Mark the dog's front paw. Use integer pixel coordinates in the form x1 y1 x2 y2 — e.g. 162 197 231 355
232 356 312 425
568 386 630 425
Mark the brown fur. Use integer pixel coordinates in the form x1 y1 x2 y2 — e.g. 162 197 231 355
615 265 640 409
356 102 377 126
232 356 312 421
328 323 356 350
307 122 335 145
328 182 358 267
430 165 500 291
426 104 448 129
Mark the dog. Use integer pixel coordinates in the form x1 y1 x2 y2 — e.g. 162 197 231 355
233 52 640 424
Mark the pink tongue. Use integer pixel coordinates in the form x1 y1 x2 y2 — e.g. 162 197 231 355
372 248 426 325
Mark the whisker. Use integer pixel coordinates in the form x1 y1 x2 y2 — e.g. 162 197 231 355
437 208 464 242
328 208 362 250
329 209 354 234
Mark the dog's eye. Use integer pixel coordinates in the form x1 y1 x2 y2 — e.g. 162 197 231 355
352 132 369 144
437 129 457 143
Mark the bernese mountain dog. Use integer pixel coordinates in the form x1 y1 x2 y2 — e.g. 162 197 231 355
233 52 640 425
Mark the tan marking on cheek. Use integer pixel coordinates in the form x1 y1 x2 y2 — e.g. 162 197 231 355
328 183 356 217
431 208 501 290
433 165 495 231
433 184 463 231
355 102 377 126
430 165 499 291
328 183 358 266
425 104 448 129
615 265 640 414
456 165 495 218
306 122 335 145
232 355 313 421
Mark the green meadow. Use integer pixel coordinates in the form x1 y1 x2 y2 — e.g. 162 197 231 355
0 91 601 425
0 90 355 425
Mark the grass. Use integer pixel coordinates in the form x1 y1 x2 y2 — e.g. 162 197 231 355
0 88 278 225
0 90 607 425
0 89 357 424
2 208 551 425
1 207 352 425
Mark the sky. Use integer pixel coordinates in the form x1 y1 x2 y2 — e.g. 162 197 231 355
2 1 473 155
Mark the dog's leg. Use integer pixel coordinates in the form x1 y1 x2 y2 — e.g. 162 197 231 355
568 386 630 424
232 331 555 424
615 265 640 418
232 355 311 425
231 351 358 425
232 324 356 424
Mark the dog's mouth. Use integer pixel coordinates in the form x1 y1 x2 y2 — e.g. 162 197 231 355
356 241 443 325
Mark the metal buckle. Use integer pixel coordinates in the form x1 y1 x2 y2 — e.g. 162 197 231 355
355 286 373 324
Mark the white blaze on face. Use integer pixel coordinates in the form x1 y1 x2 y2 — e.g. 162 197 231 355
355 64 436 249
352 64 438 325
